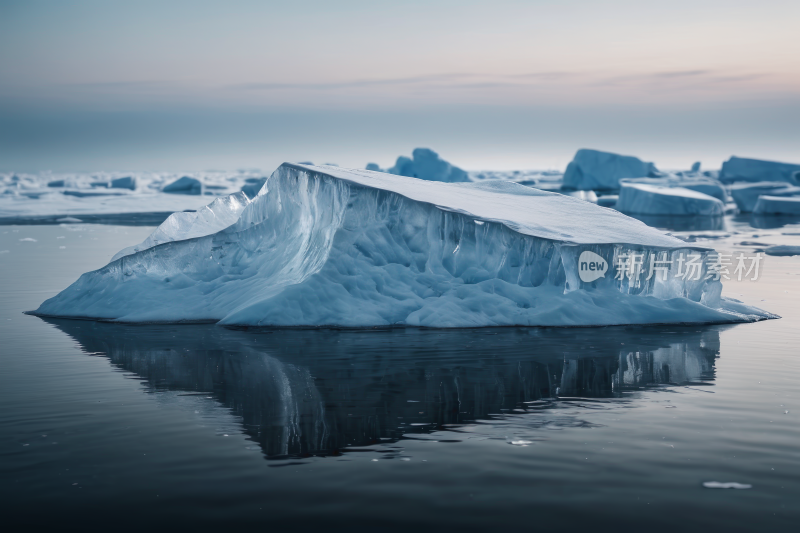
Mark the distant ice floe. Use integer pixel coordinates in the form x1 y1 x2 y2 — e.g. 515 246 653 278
720 156 800 184
616 183 724 216
702 482 752 490
163 176 203 195
753 196 800 216
729 182 800 213
621 176 727 202
0 170 262 224
33 163 775 327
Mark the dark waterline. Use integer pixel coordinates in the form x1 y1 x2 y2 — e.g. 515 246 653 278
2 224 800 532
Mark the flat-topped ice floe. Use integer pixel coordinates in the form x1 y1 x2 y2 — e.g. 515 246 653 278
32 164 776 327
622 177 727 202
729 182 800 213
753 196 800 215
616 183 724 216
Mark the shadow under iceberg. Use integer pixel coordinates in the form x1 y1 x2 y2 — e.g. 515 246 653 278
42 319 726 459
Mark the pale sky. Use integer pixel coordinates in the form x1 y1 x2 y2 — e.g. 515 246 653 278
1 0 799 171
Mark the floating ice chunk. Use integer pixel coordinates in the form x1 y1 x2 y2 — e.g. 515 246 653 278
702 481 752 489
56 217 83 223
764 245 800 256
388 148 469 183
562 149 658 191
33 164 775 327
365 163 381 171
753 195 800 215
47 180 65 188
719 156 800 184
616 183 724 216
163 176 202 195
623 176 726 202
691 162 701 172
19 237 37 242
728 182 800 212
110 177 136 190
111 192 250 261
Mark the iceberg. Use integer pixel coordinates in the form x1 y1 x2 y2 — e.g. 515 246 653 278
562 149 658 191
32 164 775 327
616 183 724 216
729 182 800 212
753 195 800 215
387 148 469 183
719 156 800 184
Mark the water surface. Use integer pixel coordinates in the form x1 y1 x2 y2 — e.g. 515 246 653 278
1 223 800 532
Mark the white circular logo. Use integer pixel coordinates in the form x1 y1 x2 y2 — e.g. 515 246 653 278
578 251 608 283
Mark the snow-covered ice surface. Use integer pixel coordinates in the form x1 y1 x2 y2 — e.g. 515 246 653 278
33 163 774 327
616 183 724 216
562 149 658 191
111 192 251 261
719 156 800 184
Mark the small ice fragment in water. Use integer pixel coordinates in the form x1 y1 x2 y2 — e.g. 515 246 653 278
508 439 533 446
371 459 378 462
703 481 752 489
56 217 83 223
19 238 37 242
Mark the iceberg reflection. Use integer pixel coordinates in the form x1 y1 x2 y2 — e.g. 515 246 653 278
44 320 723 458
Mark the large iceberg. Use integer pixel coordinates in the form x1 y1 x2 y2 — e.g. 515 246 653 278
387 148 470 183
32 164 774 327
562 149 659 191
719 156 800 184
615 183 724 216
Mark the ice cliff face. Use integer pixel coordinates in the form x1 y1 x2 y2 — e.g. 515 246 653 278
33 164 775 327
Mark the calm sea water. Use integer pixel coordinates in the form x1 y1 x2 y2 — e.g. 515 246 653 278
1 222 800 532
